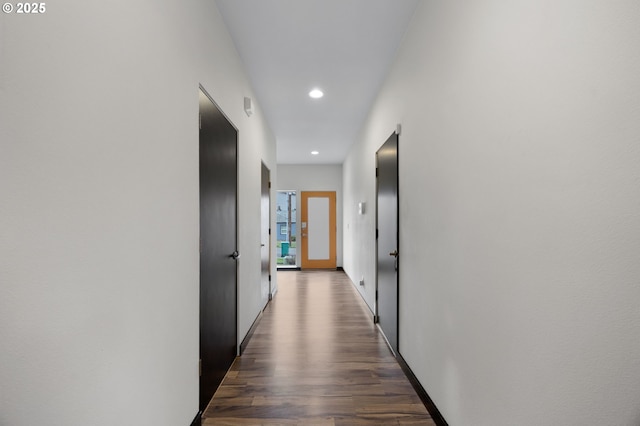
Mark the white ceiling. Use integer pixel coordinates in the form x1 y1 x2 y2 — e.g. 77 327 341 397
215 0 420 164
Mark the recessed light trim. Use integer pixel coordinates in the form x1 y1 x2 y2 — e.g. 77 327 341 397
309 89 324 99
311 150 319 155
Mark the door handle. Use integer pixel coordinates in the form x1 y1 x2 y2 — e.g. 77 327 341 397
261 244 265 247
230 250 240 260
390 250 399 271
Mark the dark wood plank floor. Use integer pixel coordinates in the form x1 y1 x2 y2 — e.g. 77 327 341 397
203 270 435 425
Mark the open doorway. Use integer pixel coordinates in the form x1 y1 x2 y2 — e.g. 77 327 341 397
276 190 297 268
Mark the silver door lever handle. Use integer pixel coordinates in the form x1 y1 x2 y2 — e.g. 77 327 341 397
230 251 240 260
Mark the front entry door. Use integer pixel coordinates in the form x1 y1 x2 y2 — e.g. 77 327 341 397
376 132 399 353
300 191 336 269
199 87 238 411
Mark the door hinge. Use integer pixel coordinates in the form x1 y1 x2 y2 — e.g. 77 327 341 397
268 181 271 189
199 113 202 130
375 290 378 301
376 167 379 177
376 229 379 239
199 359 202 377
268 228 271 235
268 274 271 281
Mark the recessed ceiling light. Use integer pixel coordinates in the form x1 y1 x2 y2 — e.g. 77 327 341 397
311 150 319 155
309 89 324 99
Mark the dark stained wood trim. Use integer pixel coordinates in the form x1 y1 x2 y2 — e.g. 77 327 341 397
190 411 201 426
396 353 449 426
277 266 301 271
240 309 263 355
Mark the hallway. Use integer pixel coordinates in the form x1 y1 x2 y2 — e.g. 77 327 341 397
203 271 434 425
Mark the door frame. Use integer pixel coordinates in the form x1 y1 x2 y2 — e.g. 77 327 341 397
300 191 336 269
198 84 239 412
375 131 399 354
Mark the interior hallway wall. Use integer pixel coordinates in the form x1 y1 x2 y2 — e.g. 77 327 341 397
0 1 276 425
277 164 343 268
343 1 640 425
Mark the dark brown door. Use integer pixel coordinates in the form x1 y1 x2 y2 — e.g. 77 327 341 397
260 162 271 303
376 132 399 353
199 87 238 411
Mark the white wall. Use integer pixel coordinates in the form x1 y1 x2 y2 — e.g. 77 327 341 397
277 164 343 268
344 1 640 425
0 1 276 425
